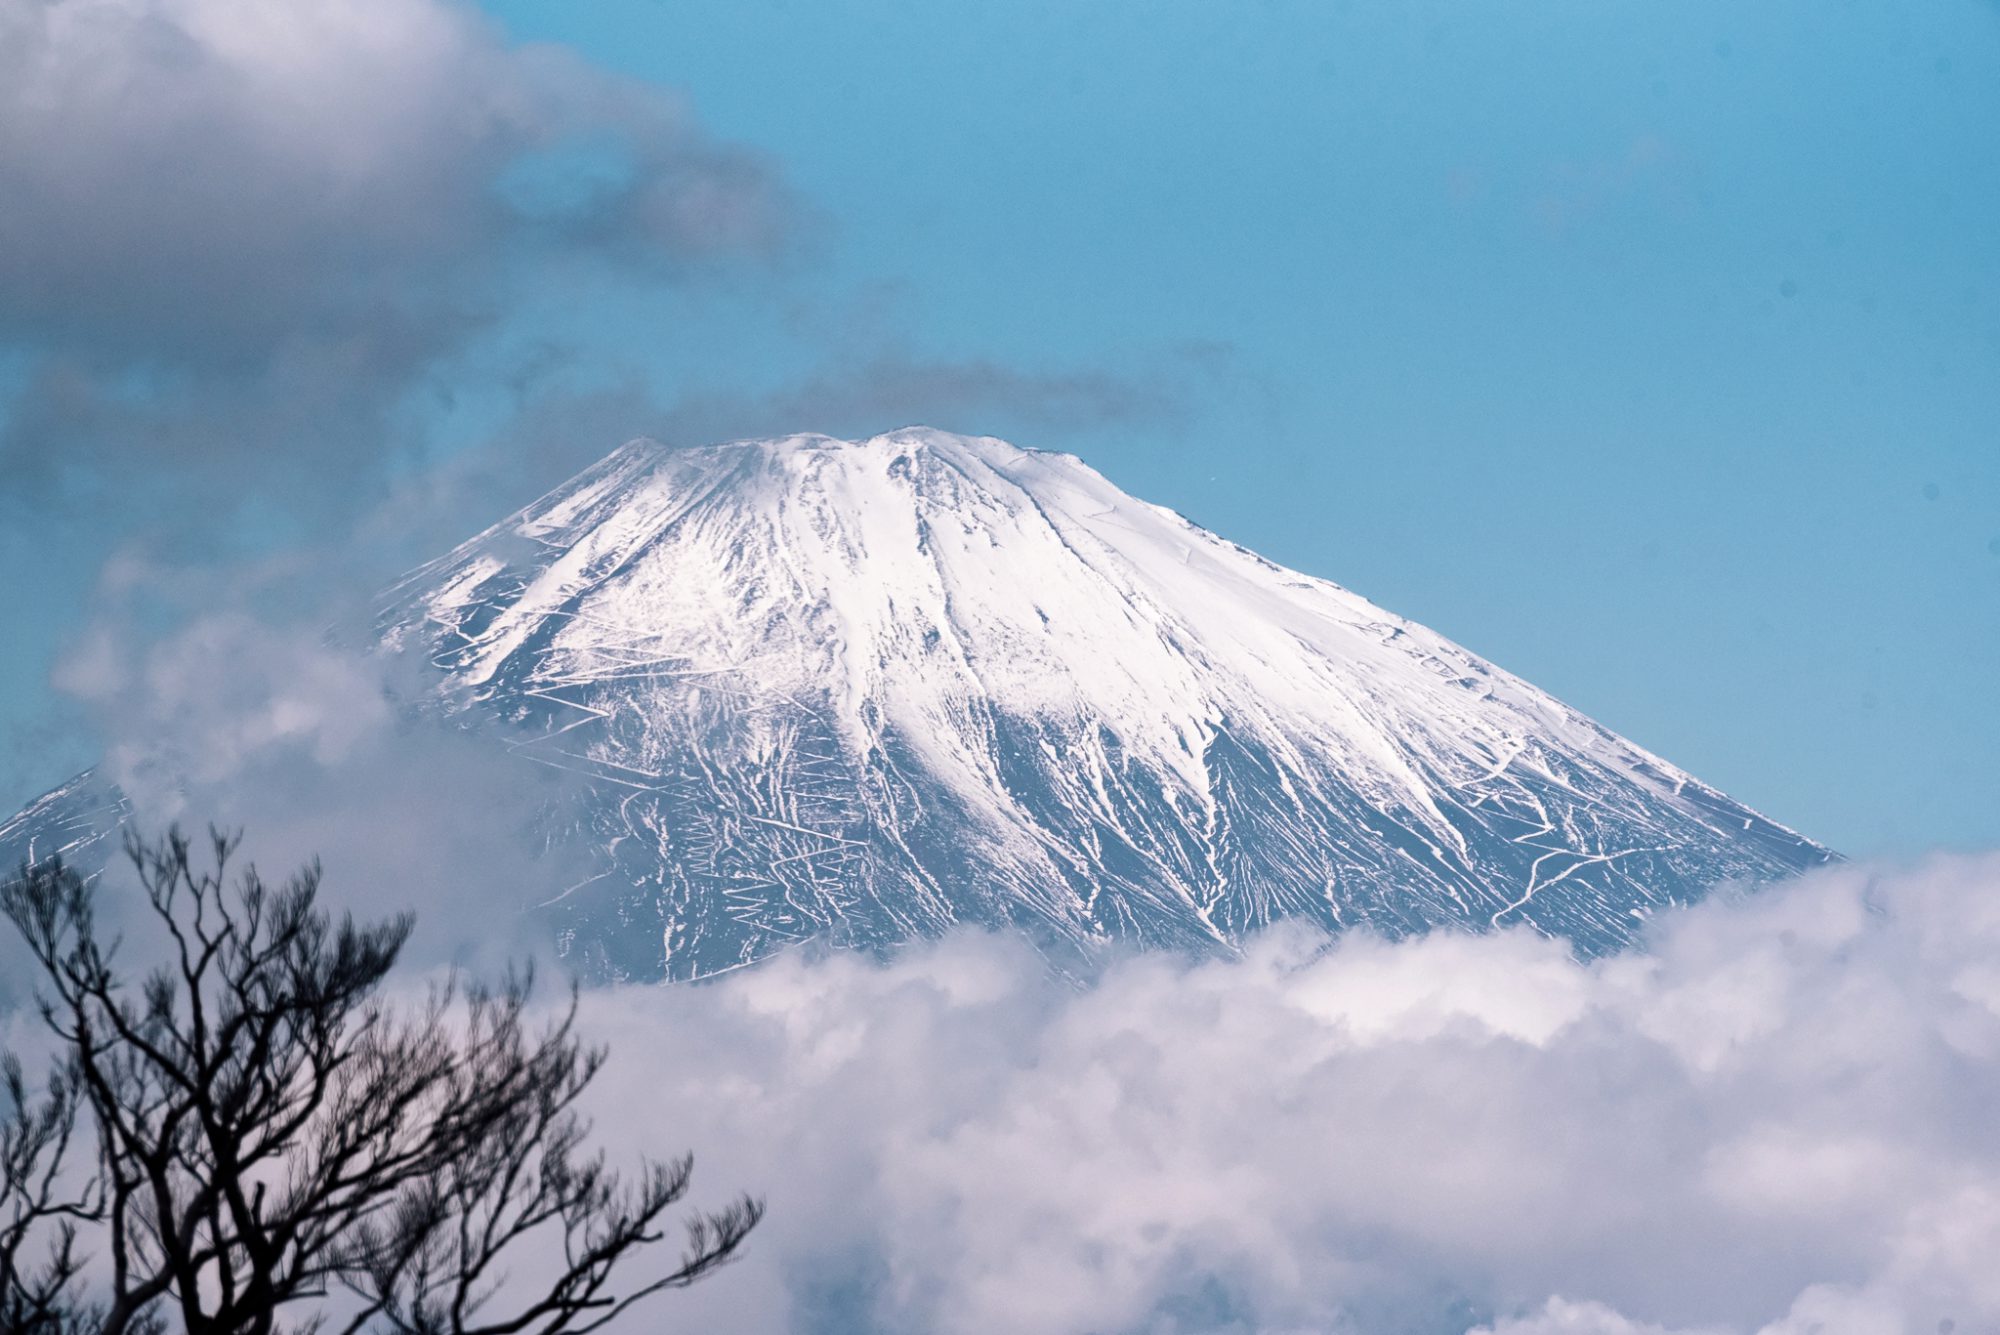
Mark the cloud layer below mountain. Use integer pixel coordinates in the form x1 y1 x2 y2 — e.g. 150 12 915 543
554 853 2000 1335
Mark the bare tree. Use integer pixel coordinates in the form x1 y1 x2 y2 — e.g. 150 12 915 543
1 1052 109 1335
0 829 761 1335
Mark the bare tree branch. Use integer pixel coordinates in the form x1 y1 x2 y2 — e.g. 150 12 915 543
0 830 760 1335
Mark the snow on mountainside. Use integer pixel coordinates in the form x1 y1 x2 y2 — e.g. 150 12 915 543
4 429 1831 981
365 427 1830 978
0 771 127 875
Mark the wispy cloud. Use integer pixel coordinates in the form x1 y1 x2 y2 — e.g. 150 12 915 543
46 550 589 970
668 342 1245 442
357 340 1252 559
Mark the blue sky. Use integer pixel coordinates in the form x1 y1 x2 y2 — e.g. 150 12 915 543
2 0 1996 856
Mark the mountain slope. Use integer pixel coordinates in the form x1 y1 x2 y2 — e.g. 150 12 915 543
358 428 1830 978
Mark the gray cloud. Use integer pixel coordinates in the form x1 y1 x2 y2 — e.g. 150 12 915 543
0 0 798 506
0 0 793 354
670 342 1244 443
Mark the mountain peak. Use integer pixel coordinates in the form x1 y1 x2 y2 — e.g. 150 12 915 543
621 426 1040 463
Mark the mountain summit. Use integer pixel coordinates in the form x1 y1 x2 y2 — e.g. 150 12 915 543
360 427 1827 977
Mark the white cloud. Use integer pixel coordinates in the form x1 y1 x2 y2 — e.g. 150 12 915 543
529 853 2000 1334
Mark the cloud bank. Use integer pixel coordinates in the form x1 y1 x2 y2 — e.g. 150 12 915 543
542 854 2000 1335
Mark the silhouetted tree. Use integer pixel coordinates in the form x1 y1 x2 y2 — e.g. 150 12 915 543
0 829 760 1335
1 1050 116 1335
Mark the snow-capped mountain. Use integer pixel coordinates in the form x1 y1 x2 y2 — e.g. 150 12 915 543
5 429 1831 979
375 428 1826 977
